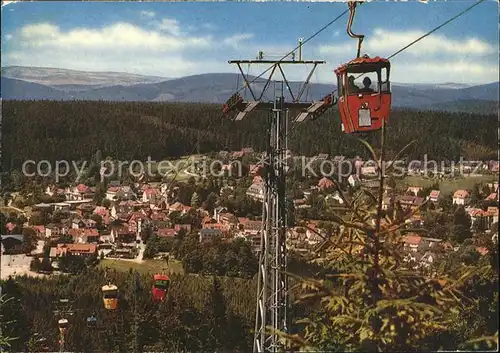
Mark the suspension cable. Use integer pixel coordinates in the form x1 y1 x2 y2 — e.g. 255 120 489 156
164 8 353 192
232 7 353 97
170 0 487 188
388 0 488 60
284 0 488 145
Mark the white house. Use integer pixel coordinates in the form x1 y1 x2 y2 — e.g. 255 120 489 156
54 203 71 212
361 166 377 176
246 183 265 201
453 190 470 205
348 174 361 188
325 191 344 205
142 188 160 203
428 190 441 203
407 186 423 196
402 235 421 252
106 186 121 201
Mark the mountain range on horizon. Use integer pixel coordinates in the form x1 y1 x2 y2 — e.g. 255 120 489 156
1 66 498 114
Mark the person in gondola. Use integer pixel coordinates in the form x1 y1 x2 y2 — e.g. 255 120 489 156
348 75 359 93
359 77 375 93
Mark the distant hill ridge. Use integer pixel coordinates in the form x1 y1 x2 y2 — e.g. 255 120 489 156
1 66 168 87
1 66 497 114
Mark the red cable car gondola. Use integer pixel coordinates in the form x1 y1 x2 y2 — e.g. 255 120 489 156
335 1 391 134
152 273 170 301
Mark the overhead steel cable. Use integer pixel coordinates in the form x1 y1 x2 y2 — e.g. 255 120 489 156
387 0 488 60
163 8 354 192
168 0 487 191
232 7 352 96
284 0 489 146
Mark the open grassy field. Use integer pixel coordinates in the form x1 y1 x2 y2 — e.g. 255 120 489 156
398 175 497 195
128 156 200 182
100 259 184 275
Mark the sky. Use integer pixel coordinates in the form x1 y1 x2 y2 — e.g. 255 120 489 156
1 0 498 84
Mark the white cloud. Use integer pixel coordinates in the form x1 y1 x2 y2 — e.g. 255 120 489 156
319 28 495 57
4 22 497 84
5 34 13 40
202 23 216 30
398 60 498 84
308 58 498 85
223 33 254 48
18 22 211 52
156 18 182 36
368 28 495 56
1 1 18 8
4 21 236 78
315 28 497 84
140 10 156 18
4 48 221 78
20 23 59 38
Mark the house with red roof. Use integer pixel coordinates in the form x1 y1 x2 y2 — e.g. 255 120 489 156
232 151 244 159
106 186 121 201
49 243 97 260
168 202 192 215
142 188 161 203
157 228 177 238
402 235 422 252
5 222 16 233
318 177 334 190
487 207 498 224
453 190 470 205
248 164 262 176
476 247 489 256
428 190 441 203
111 226 136 244
174 224 192 233
83 228 100 243
203 222 229 232
253 175 263 184
32 225 46 238
485 193 498 202
468 207 498 231
396 195 425 212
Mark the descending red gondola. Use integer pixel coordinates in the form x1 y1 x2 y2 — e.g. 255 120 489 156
152 273 170 301
334 1 391 134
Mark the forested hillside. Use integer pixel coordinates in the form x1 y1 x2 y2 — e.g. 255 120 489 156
0 270 257 352
2 100 497 170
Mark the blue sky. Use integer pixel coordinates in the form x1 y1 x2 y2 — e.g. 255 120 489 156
1 0 498 84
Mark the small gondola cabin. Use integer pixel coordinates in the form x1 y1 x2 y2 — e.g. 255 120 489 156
152 274 170 301
102 284 118 310
86 315 97 328
58 318 69 334
334 55 391 133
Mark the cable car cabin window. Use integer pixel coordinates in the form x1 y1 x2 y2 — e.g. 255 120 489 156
154 279 170 290
348 71 379 95
103 290 118 299
380 67 390 93
337 75 344 97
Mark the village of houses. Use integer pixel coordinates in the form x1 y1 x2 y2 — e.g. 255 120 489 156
1 149 499 278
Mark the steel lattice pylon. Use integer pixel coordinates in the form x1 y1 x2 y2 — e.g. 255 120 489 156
223 53 334 353
254 94 289 353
